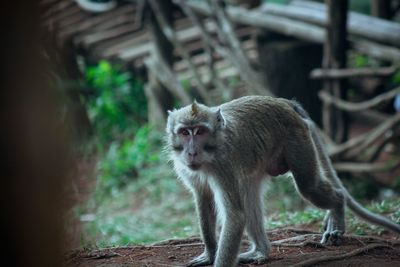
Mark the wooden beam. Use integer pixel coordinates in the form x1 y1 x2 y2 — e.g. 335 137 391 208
310 66 397 79
318 86 400 112
186 0 400 62
333 161 399 173
58 5 136 39
149 0 212 104
261 1 400 48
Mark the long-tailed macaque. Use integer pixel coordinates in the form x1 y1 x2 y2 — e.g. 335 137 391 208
166 96 400 267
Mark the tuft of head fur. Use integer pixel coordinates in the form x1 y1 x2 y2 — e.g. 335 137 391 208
191 101 199 117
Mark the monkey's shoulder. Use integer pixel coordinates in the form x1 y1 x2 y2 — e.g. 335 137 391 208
220 96 298 119
221 95 292 109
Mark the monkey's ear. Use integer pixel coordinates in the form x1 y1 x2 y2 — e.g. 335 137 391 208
166 110 176 133
166 116 174 133
215 108 226 129
167 108 177 116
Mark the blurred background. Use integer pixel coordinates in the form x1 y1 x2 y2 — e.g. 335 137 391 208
2 0 400 266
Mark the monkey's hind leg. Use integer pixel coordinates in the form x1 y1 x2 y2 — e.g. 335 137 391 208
287 133 346 245
294 168 346 245
238 180 270 264
321 209 345 245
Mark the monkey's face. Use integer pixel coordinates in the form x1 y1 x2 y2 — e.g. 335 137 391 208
166 102 225 171
172 125 216 170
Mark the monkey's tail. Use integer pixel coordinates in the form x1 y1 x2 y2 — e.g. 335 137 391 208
346 193 400 234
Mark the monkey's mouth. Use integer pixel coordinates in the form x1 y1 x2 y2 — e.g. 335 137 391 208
188 163 202 170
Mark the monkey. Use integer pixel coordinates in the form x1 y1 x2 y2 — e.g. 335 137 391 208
165 95 400 267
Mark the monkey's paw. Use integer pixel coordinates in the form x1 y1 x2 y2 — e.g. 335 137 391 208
321 229 344 245
238 250 267 264
321 212 345 245
186 251 214 267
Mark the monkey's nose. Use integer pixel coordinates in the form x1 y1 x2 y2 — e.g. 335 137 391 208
188 151 198 157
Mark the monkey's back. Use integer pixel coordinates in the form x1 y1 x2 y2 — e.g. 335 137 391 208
219 96 306 171
220 96 304 137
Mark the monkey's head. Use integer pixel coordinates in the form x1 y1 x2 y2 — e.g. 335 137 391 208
166 101 226 171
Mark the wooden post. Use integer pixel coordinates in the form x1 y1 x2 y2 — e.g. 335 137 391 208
257 32 323 125
322 0 349 143
370 0 392 19
145 0 175 129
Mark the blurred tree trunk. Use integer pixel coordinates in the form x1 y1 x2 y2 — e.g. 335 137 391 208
257 32 323 125
0 1 71 266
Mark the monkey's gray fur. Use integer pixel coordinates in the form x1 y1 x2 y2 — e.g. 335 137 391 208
166 95 400 267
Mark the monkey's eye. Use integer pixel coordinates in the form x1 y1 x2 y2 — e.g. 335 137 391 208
179 129 190 136
196 127 206 135
195 127 208 136
172 145 183 151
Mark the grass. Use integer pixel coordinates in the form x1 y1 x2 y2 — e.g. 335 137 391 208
79 162 198 247
347 200 400 235
76 161 400 248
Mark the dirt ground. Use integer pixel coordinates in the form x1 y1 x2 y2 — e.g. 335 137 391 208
66 228 400 267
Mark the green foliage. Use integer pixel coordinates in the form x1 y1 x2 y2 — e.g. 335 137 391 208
180 78 191 92
227 76 239 88
349 0 370 15
347 199 400 235
349 53 370 68
81 60 156 197
393 175 400 190
96 125 162 195
267 208 324 229
265 174 306 211
85 60 147 144
391 70 400 85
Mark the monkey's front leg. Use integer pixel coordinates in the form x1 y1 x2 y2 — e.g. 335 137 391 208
187 186 217 267
213 188 246 267
214 209 245 267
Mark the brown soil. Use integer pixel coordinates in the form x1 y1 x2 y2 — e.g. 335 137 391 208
66 228 400 267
